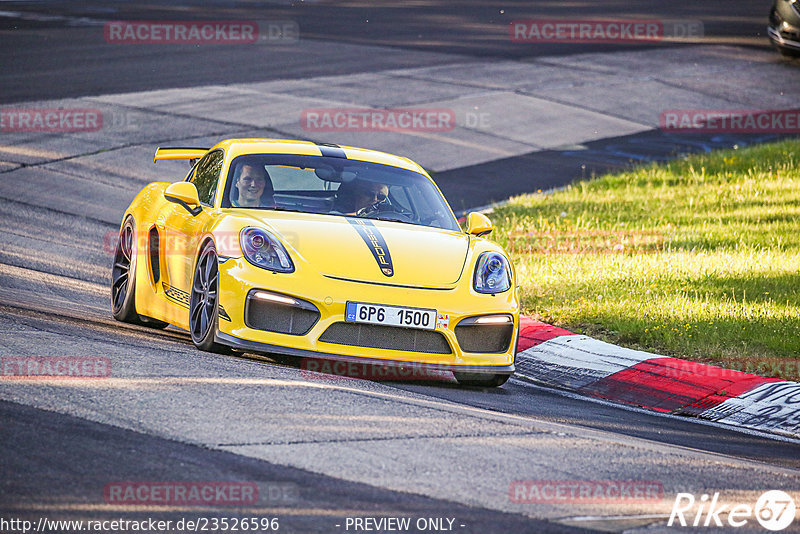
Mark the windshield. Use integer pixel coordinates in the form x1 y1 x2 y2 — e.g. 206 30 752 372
221 154 460 231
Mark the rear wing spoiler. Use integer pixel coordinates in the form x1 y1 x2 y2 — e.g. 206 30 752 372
153 147 209 164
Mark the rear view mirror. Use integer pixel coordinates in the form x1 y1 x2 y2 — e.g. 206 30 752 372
314 165 335 180
314 165 357 183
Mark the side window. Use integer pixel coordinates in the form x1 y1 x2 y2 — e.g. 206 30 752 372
191 150 224 206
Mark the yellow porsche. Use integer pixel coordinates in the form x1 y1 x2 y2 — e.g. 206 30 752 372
111 139 519 386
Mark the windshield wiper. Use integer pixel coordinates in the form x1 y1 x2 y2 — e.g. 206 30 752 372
350 213 423 226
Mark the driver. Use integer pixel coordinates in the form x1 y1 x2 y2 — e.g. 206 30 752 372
334 180 388 214
353 182 389 213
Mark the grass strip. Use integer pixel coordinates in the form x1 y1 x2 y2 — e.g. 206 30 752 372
491 139 800 380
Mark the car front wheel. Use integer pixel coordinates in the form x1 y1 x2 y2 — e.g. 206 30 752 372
189 240 228 353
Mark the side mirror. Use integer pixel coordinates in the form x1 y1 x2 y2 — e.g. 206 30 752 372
164 182 202 216
466 212 493 237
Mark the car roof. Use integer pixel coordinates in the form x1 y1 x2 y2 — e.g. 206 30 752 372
211 138 429 176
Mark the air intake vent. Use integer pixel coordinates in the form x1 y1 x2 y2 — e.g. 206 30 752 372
319 323 452 354
455 316 514 353
245 291 319 335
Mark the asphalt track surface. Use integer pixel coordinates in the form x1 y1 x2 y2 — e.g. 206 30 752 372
0 0 778 104
1 2 800 533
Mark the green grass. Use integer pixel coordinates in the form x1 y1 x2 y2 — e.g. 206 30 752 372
490 139 800 381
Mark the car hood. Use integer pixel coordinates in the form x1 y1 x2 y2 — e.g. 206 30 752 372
242 212 469 287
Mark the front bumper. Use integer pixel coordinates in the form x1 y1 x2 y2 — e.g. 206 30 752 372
216 332 515 375
216 257 519 371
768 2 800 52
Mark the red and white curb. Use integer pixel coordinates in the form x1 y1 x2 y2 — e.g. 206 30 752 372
515 317 800 440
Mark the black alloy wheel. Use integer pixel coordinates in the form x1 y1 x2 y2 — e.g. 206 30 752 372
190 241 228 353
111 218 137 321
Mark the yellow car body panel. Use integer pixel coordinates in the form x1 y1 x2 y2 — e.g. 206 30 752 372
116 139 519 373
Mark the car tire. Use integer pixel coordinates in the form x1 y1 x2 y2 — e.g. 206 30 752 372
110 216 170 329
111 217 140 323
453 372 510 387
189 240 229 353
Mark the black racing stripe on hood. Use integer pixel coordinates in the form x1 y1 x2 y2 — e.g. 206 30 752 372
317 143 347 159
346 217 394 277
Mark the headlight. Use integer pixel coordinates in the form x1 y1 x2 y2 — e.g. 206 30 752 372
240 227 294 273
473 252 511 294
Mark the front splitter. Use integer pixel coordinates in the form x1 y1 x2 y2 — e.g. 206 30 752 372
215 332 516 375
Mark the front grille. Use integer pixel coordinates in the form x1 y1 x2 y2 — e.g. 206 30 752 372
245 293 319 335
455 320 514 354
319 323 452 354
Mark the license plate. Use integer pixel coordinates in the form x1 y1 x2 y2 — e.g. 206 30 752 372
345 302 437 330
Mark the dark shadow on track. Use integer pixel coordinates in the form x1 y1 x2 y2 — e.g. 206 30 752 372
0 399 587 533
436 131 800 214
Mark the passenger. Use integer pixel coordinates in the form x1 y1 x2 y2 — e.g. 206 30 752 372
232 164 274 207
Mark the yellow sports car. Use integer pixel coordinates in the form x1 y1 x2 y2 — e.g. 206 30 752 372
111 139 519 386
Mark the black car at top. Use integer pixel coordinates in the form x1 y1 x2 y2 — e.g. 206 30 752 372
769 0 800 56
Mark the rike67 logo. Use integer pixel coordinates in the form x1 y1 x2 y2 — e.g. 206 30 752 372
668 490 796 531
